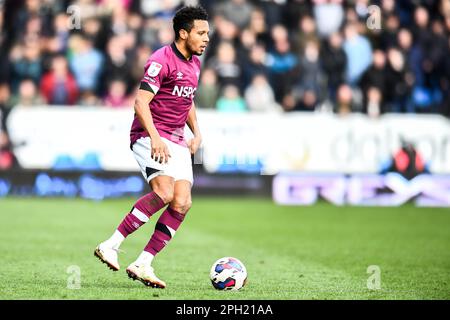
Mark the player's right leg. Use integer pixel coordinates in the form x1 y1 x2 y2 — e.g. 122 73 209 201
95 136 175 271
126 175 175 288
94 189 169 271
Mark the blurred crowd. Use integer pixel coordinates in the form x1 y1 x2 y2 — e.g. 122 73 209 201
1 0 450 169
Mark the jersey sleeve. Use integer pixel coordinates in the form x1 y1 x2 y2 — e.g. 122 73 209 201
140 56 168 94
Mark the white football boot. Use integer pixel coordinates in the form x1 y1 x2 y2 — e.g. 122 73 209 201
126 263 166 288
94 242 121 271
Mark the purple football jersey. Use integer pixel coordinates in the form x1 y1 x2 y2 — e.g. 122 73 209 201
130 43 201 148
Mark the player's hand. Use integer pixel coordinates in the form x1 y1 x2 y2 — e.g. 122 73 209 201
187 135 202 155
151 136 171 164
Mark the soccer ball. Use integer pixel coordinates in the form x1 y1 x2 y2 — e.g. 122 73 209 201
210 257 247 290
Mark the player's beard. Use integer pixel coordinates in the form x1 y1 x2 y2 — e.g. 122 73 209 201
187 40 203 56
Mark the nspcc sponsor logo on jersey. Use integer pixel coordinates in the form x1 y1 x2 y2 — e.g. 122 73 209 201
172 85 197 98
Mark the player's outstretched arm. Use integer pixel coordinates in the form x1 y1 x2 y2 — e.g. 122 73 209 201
186 102 202 155
134 89 171 163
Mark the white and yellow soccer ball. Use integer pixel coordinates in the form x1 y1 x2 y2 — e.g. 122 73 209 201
210 257 247 290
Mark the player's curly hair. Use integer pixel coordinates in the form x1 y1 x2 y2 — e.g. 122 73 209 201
173 6 208 40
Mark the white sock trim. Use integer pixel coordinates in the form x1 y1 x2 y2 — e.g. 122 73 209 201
166 225 176 238
131 207 149 223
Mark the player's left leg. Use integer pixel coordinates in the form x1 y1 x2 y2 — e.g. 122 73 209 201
127 180 192 288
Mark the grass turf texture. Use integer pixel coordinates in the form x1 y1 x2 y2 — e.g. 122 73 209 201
0 197 449 300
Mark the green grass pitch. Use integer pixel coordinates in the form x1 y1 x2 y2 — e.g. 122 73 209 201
0 197 449 300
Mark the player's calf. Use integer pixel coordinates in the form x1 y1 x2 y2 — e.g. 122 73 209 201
117 192 166 238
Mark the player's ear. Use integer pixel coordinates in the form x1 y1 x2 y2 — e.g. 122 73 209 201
179 29 188 40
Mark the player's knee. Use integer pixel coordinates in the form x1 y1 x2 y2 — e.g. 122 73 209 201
171 197 192 214
153 186 174 204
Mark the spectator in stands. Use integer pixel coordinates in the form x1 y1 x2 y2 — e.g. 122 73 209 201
10 40 42 93
242 43 269 88
320 32 347 103
312 0 345 38
397 28 422 86
380 14 401 50
68 33 104 94
244 73 280 113
40 55 78 105
13 0 42 43
101 35 133 94
283 0 312 31
154 21 175 48
380 0 397 18
266 24 299 103
108 5 129 37
206 41 242 90
427 19 448 108
195 68 220 110
384 47 414 113
294 90 319 112
293 15 319 55
258 0 284 28
216 85 247 113
83 17 106 50
79 91 101 107
130 44 152 85
343 22 373 85
103 79 130 108
365 87 384 118
296 39 325 104
336 84 355 115
360 50 387 110
410 7 439 99
215 0 253 30
412 7 433 64
237 28 257 61
14 79 43 106
248 8 271 48
204 15 239 62
52 13 70 53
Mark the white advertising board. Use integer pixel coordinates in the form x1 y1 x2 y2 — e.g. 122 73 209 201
7 107 450 174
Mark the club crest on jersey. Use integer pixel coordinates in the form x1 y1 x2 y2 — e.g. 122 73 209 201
147 62 162 77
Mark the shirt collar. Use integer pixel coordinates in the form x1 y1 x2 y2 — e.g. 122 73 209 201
171 42 192 61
